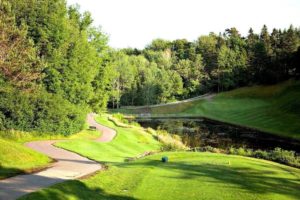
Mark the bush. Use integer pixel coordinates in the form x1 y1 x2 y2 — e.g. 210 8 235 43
253 149 269 159
200 146 300 168
236 147 247 156
112 113 125 121
111 113 140 127
270 148 298 166
146 127 157 136
0 87 86 135
229 147 236 154
156 130 188 151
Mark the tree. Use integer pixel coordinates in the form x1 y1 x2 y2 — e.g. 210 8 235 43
146 39 171 51
196 34 218 74
0 1 42 90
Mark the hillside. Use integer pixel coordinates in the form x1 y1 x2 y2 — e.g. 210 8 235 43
119 80 300 140
20 117 300 200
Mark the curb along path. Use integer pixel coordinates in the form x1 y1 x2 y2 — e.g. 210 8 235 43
0 113 116 200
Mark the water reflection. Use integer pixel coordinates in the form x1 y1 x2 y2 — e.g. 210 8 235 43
137 118 300 152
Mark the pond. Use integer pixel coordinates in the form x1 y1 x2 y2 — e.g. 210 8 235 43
136 118 300 153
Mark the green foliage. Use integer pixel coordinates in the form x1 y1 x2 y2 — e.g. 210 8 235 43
126 80 300 140
0 0 109 134
0 0 42 90
270 147 299 167
198 146 300 168
114 25 300 107
0 86 86 135
145 128 188 151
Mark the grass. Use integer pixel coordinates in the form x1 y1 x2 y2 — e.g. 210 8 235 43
55 115 161 163
20 116 300 200
0 139 50 179
120 80 300 140
0 128 100 179
20 152 300 200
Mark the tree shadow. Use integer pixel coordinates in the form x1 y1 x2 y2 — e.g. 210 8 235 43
0 165 136 200
0 166 23 180
118 159 300 199
20 179 137 200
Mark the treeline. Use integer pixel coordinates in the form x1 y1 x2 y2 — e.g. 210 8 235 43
0 0 110 134
109 26 300 107
1 0 299 134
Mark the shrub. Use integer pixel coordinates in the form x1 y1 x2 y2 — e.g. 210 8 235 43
228 147 236 154
270 148 298 166
146 127 157 136
214 146 300 168
0 87 86 135
236 147 247 156
253 149 269 159
156 130 188 151
111 113 140 127
112 113 124 121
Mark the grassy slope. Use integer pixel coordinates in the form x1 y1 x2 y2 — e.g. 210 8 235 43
21 152 300 200
55 115 161 163
0 139 50 179
0 129 100 179
123 80 300 139
21 116 300 200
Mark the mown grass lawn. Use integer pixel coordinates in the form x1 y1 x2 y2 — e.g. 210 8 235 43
181 80 300 139
20 152 300 200
122 80 300 140
0 139 50 179
0 129 100 179
20 116 300 200
55 115 161 163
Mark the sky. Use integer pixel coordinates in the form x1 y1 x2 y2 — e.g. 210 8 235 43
67 0 300 49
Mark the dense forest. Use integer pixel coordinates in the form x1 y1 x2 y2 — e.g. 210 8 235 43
0 0 110 134
110 27 300 107
0 0 299 134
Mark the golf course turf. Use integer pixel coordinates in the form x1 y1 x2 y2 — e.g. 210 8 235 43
120 80 300 140
20 116 300 200
0 129 100 179
0 139 50 179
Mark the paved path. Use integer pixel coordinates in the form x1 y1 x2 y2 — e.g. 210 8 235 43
122 93 216 109
0 114 115 200
87 113 116 142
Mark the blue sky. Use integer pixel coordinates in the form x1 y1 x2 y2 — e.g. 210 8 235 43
67 0 300 49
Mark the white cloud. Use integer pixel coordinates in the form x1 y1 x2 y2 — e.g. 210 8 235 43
67 0 300 49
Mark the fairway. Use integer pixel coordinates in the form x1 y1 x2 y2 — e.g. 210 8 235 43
55 115 161 163
20 116 300 200
20 152 300 200
1 1 300 200
122 80 300 140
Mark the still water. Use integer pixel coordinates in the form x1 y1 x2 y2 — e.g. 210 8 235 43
136 118 300 153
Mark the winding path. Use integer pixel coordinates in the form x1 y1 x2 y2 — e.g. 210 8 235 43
0 113 116 200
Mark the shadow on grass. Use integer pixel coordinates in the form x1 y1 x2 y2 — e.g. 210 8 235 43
0 166 22 180
20 179 137 200
118 159 300 199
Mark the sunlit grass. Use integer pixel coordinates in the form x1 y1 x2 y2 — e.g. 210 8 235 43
0 128 100 179
21 152 300 200
55 115 161 163
0 139 50 179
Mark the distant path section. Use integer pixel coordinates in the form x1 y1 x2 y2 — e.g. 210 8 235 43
122 93 215 110
0 113 115 200
87 113 116 142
